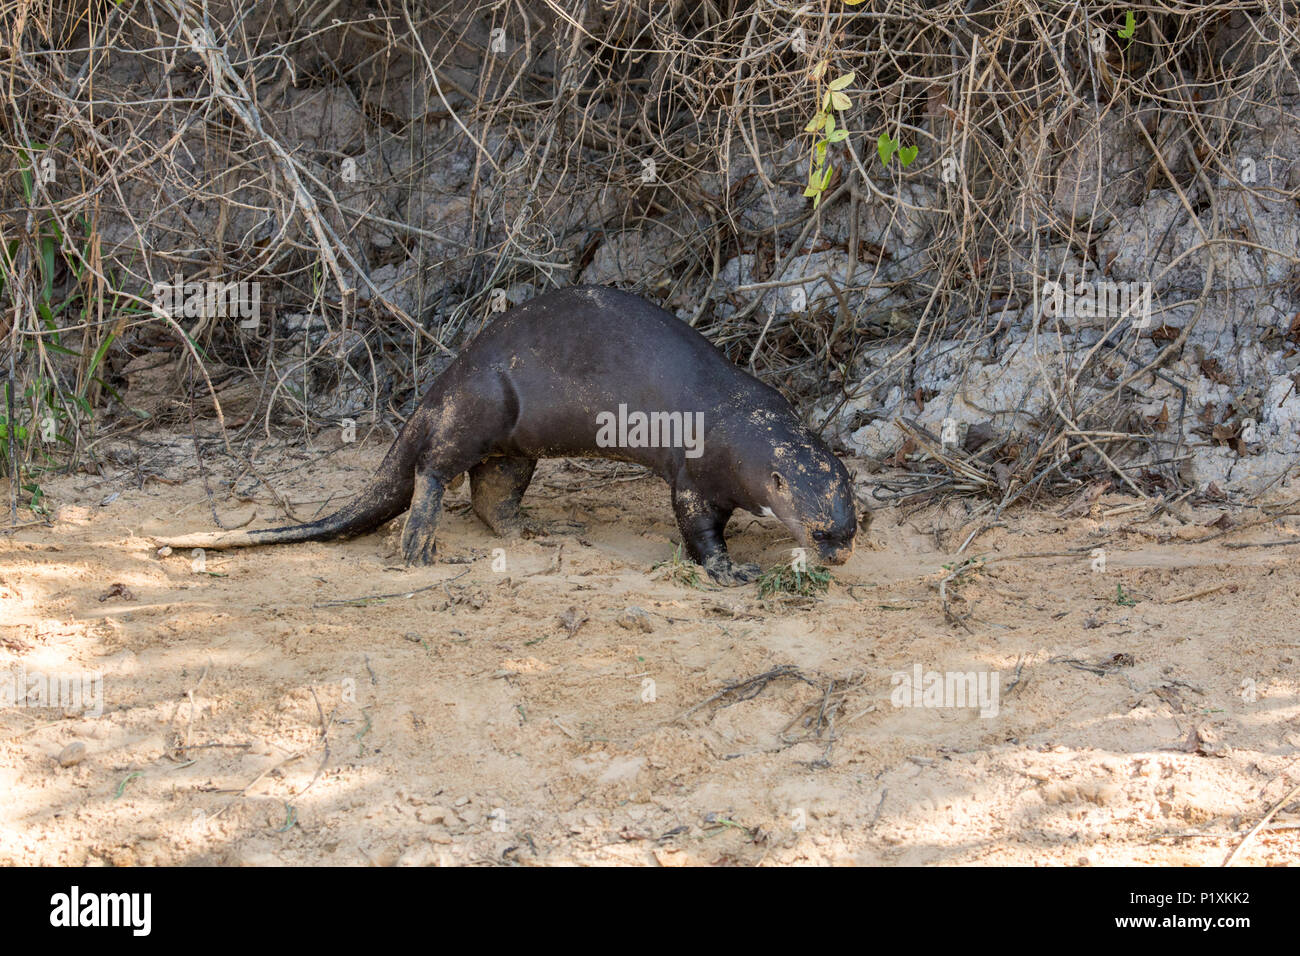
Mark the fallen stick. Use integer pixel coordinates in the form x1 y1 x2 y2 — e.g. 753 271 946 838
1165 583 1233 604
1224 538 1300 549
1223 775 1300 866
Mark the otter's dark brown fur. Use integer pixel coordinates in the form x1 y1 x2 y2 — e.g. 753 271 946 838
160 286 859 584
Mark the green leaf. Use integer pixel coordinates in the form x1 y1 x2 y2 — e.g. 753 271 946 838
1118 11 1136 39
84 332 116 382
94 378 124 403
899 145 919 167
41 239 56 303
804 112 826 133
830 90 851 111
39 341 79 358
827 128 849 144
829 72 855 91
877 133 898 166
177 328 211 363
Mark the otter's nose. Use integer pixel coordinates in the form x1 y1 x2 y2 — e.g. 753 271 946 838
819 540 854 565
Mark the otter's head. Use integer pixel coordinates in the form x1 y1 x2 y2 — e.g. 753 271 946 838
757 435 860 565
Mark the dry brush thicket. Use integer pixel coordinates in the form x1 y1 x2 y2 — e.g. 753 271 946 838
3 1 1299 514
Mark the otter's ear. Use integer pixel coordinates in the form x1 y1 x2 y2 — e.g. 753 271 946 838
771 471 786 492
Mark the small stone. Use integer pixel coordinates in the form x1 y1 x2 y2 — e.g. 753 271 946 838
417 805 452 825
458 808 482 826
367 845 401 867
616 607 653 633
156 546 173 557
57 741 87 767
397 843 439 867
653 847 687 867
1093 783 1123 806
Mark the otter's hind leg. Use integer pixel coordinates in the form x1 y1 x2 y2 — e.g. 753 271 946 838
398 369 520 565
670 485 759 586
469 456 537 536
401 464 450 565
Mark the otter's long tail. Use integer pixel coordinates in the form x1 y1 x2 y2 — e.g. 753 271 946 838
157 421 423 551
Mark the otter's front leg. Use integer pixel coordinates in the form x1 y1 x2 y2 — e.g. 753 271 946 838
671 485 759 587
401 464 449 565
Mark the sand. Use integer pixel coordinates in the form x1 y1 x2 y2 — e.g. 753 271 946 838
1 432 1297 865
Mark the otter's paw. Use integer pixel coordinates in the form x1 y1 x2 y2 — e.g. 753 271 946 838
703 554 761 587
400 521 438 566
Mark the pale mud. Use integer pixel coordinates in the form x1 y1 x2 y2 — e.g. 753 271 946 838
1 432 1297 866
